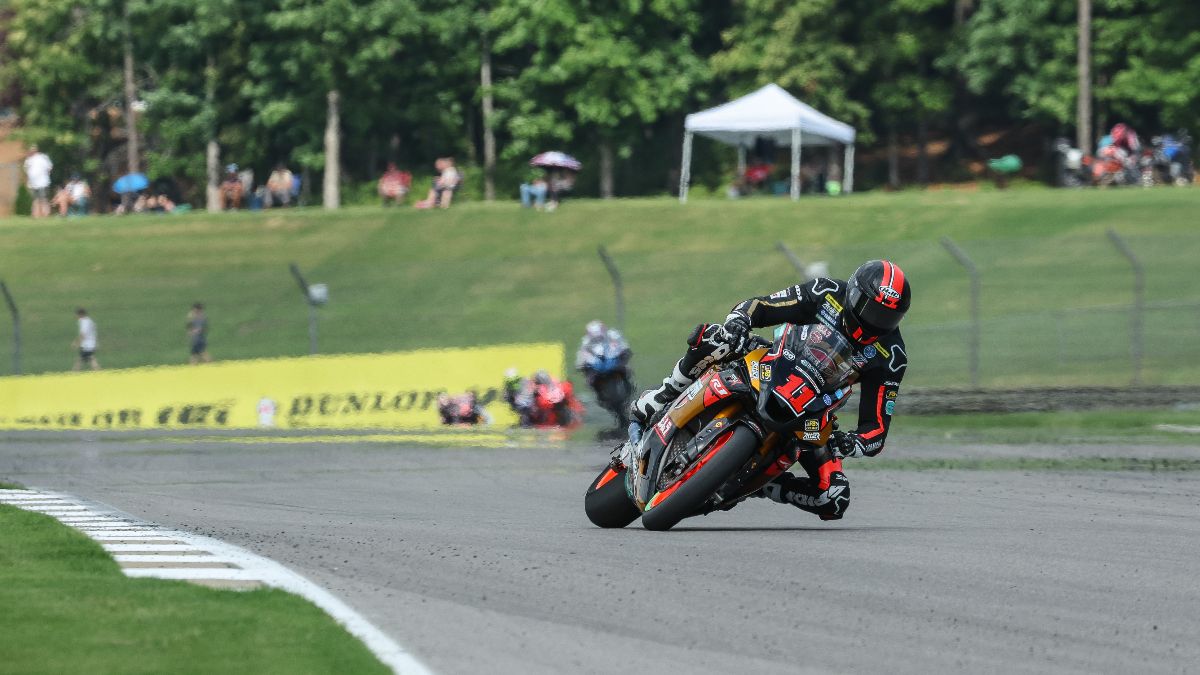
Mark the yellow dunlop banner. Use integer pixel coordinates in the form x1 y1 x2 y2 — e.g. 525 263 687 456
0 343 564 430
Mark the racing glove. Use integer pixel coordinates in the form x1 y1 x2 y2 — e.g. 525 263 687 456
828 430 866 459
721 311 752 346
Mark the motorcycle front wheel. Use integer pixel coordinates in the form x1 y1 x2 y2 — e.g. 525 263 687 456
585 464 641 528
641 425 759 532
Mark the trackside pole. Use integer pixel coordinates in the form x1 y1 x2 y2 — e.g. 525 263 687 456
0 281 20 374
790 128 802 200
597 245 625 331
679 131 693 204
289 263 319 355
775 242 809 281
940 237 981 387
1106 229 1144 385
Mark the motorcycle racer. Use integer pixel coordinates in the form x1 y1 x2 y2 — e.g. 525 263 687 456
630 259 911 520
575 320 632 380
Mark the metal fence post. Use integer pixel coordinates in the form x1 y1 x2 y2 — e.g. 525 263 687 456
776 241 809 280
1106 229 1144 385
289 263 319 355
0 281 20 374
597 245 625 330
940 237 981 388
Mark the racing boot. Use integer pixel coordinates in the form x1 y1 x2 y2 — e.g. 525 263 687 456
629 363 691 426
755 471 850 520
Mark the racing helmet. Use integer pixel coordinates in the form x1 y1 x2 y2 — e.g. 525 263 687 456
842 260 911 346
585 320 606 340
533 369 553 385
1111 123 1129 145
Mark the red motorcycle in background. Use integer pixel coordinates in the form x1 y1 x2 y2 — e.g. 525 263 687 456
530 371 583 428
505 369 583 428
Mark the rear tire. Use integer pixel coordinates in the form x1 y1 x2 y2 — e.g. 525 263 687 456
585 465 641 528
641 425 759 532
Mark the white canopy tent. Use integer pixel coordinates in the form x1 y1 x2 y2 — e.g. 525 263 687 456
679 83 856 202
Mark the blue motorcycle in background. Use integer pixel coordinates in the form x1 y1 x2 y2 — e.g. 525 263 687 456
580 342 634 433
1151 131 1194 186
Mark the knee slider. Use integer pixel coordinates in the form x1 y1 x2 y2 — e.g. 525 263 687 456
686 323 709 348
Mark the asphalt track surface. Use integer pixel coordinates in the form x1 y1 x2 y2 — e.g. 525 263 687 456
3 432 1199 674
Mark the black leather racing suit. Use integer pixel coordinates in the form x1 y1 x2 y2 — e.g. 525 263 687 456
669 277 908 518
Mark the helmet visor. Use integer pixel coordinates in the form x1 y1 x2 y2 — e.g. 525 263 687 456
847 285 905 336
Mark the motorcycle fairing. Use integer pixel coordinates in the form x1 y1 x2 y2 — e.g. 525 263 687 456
643 414 743 511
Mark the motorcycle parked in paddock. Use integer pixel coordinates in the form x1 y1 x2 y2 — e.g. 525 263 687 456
584 323 857 531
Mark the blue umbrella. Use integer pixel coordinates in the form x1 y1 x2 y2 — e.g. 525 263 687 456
113 173 149 194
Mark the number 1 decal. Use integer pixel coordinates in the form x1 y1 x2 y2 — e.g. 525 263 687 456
775 373 815 412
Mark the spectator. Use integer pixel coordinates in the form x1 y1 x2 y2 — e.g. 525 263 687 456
219 164 244 210
520 169 548 209
72 307 100 371
67 174 91 215
23 144 53 218
414 157 462 209
378 162 412 206
50 184 71 216
187 302 211 364
546 169 575 212
140 193 174 214
264 163 294 208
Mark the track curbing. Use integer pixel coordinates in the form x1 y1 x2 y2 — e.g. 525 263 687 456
0 488 433 675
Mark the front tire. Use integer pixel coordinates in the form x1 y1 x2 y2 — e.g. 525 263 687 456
585 464 640 528
641 425 759 532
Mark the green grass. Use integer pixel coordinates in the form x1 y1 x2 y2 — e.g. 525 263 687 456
893 408 1200 444
0 480 24 489
0 504 389 675
2 189 1199 389
858 457 1200 471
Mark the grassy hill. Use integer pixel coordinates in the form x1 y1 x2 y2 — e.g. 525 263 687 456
2 188 1199 389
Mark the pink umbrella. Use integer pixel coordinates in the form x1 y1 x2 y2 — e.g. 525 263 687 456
530 151 582 171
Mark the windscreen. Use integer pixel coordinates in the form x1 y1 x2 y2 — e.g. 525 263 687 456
784 323 858 393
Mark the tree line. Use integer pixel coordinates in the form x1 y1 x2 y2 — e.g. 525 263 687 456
1 0 1197 206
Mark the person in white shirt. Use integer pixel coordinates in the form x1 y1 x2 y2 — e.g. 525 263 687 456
72 307 100 371
23 145 53 219
67 174 91 216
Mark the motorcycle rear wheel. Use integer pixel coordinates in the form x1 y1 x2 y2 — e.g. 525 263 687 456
641 425 759 532
585 464 641 528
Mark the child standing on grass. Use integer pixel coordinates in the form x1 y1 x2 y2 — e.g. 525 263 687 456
72 308 99 371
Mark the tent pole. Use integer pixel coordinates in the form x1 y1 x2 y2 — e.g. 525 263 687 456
791 128 801 200
679 131 693 204
737 145 746 176
845 144 855 194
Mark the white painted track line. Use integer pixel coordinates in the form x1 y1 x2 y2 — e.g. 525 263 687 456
1 488 431 675
114 555 226 564
103 544 201 552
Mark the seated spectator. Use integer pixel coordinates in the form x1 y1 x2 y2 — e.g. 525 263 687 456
146 193 175 213
264 163 294 208
67 174 91 215
132 193 148 214
51 184 71 216
414 157 462 209
378 162 412 206
520 169 548 210
219 164 244 210
546 169 575 212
